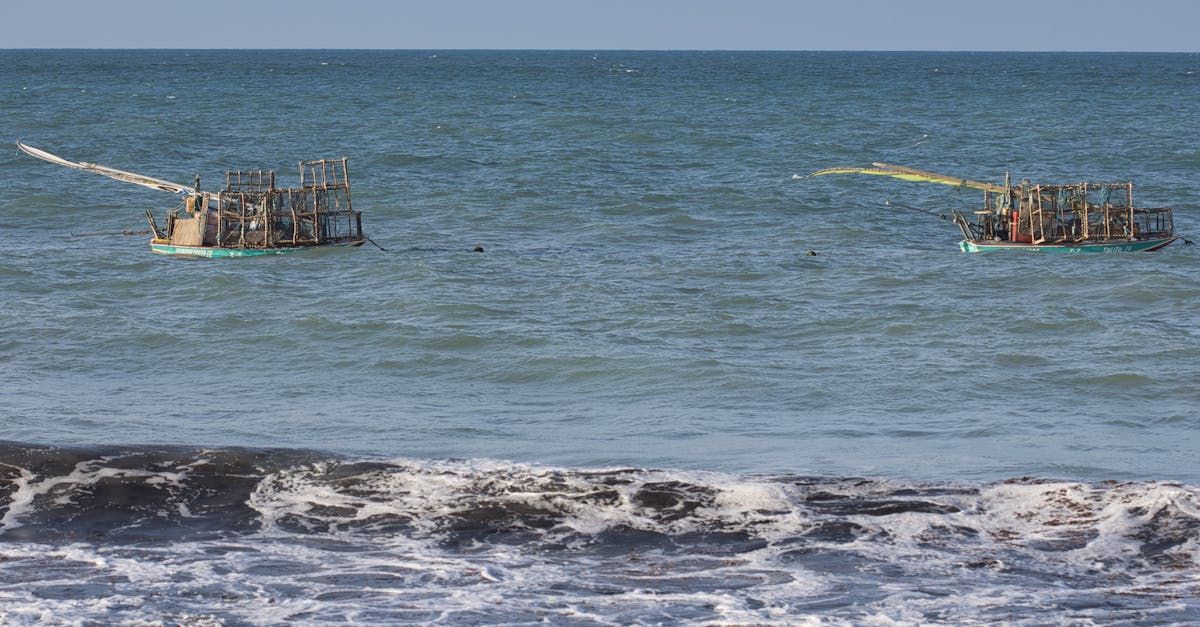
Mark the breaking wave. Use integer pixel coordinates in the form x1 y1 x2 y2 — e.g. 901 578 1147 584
1 443 1198 624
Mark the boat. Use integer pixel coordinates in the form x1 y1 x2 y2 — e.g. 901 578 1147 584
18 142 365 258
808 163 1179 253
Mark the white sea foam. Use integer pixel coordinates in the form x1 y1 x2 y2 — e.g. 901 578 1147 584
1 452 1198 623
0 456 191 532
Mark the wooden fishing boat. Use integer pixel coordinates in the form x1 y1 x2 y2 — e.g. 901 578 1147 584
18 142 365 258
809 163 1179 253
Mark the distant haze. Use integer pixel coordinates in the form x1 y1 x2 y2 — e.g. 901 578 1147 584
4 0 1198 51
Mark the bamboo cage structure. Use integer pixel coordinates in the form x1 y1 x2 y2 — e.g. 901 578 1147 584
164 158 362 251
806 161 1178 252
969 181 1174 245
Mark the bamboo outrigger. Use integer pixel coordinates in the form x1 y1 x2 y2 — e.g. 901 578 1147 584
18 142 364 258
809 163 1178 253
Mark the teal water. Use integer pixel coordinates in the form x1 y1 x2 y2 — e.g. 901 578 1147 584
1 51 1198 623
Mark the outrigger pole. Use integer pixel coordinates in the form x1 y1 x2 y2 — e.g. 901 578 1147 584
17 142 194 196
808 162 1010 195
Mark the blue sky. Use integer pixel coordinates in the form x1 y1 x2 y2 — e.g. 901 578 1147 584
4 0 1198 51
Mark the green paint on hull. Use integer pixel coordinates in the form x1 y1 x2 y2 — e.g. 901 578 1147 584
150 243 304 258
150 242 361 258
960 237 1177 254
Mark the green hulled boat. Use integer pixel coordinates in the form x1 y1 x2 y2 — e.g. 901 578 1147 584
148 242 362 258
960 237 1176 254
809 163 1179 254
19 143 365 258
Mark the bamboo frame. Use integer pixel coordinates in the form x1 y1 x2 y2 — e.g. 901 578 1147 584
974 180 1172 246
179 158 361 250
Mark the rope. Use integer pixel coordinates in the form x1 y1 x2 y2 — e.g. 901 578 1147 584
69 229 151 238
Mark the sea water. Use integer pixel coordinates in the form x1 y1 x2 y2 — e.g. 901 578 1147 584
0 50 1198 623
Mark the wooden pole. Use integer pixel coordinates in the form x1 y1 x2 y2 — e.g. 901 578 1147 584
1128 182 1135 239
1081 183 1088 240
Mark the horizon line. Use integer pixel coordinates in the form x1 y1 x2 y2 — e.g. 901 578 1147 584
2 47 1198 54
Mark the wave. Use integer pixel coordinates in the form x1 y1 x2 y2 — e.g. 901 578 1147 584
1 443 1198 623
3 442 1198 558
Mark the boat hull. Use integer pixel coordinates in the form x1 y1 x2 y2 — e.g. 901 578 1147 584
150 241 363 258
960 237 1177 254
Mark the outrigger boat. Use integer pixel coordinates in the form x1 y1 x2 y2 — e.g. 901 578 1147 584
18 142 364 258
809 163 1179 253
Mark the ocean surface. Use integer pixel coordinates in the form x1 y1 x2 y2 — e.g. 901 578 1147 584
0 50 1198 623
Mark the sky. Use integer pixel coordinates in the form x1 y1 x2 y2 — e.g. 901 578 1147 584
3 0 1198 51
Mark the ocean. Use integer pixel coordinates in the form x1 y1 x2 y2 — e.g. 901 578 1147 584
0 50 1198 623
